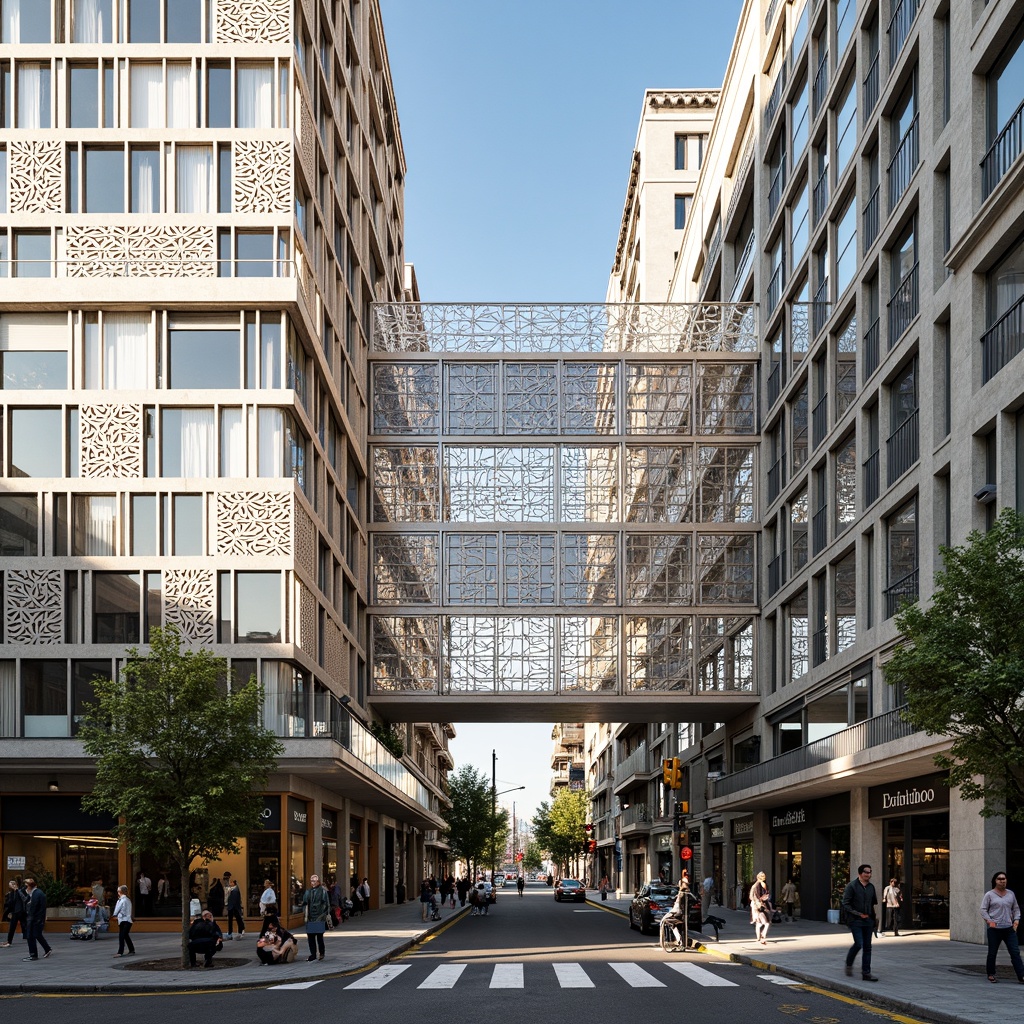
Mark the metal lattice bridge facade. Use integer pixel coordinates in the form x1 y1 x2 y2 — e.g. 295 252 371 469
368 303 762 722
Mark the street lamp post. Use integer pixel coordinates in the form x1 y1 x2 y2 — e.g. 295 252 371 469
490 749 525 878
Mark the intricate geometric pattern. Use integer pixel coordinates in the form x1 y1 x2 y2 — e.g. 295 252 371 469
295 505 316 579
215 491 291 557
373 534 438 604
80 404 142 479
5 569 62 645
214 0 289 42
234 141 291 213
372 616 439 693
65 225 216 277
626 616 693 693
560 616 618 691
324 617 344 687
372 447 441 523
373 303 758 354
8 140 64 213
445 446 555 522
298 96 316 180
624 534 693 605
298 583 316 655
164 570 216 645
445 617 556 693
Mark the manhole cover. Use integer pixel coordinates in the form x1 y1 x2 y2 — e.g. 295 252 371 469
121 957 252 972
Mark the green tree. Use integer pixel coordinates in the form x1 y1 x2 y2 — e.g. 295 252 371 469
442 765 493 878
532 790 589 877
886 508 1024 822
521 840 544 873
79 627 283 966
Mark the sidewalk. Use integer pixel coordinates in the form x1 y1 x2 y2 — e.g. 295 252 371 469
592 893 1019 1024
0 900 464 994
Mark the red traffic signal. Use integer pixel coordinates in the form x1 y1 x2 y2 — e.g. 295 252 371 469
680 846 693 861
587 840 597 853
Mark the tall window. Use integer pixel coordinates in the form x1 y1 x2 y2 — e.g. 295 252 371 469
791 77 809 158
834 198 856 296
237 65 274 128
176 146 213 214
834 433 856 532
834 78 856 175
17 63 50 128
84 148 124 213
988 25 1024 148
1 0 50 42
886 497 918 616
674 194 691 231
0 494 37 556
84 313 153 389
675 134 687 170
72 0 114 42
834 0 854 56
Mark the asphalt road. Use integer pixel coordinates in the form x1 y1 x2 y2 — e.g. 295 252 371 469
0 884 937 1024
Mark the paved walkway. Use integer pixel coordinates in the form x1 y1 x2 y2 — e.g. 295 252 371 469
1 893 1020 1024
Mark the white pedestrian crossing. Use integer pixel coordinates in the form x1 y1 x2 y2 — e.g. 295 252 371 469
552 962 595 988
665 963 739 987
609 962 666 987
345 963 411 989
418 964 467 989
758 973 804 986
490 963 524 988
267 980 324 990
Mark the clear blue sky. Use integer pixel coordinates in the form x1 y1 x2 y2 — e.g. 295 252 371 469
378 1 744 822
380 0 744 303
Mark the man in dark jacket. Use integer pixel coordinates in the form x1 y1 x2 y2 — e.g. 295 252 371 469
841 864 879 981
22 876 52 961
188 910 223 967
2 879 28 946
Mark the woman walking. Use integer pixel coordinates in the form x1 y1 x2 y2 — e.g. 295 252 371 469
112 885 136 957
881 878 903 936
301 874 330 962
749 871 772 945
2 879 27 946
980 870 1024 983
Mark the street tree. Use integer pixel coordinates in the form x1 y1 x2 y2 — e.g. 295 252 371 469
532 789 589 877
79 627 283 966
442 764 494 878
886 508 1024 821
522 840 544 873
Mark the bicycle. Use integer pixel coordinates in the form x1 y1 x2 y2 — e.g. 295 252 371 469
659 890 697 953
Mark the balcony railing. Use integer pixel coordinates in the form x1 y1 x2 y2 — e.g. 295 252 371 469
888 263 919 345
766 262 785 313
812 505 828 555
767 361 782 407
710 706 917 797
863 184 880 248
768 551 785 595
702 223 723 293
731 231 757 301
767 453 786 502
812 392 829 449
768 158 787 219
863 316 880 381
812 625 828 666
886 407 919 485
616 744 648 783
888 113 919 211
981 292 1024 384
884 568 919 618
863 50 880 115
812 51 830 119
888 0 921 72
812 167 830 226
764 61 789 133
620 803 652 827
863 448 880 507
982 98 1024 199
726 131 756 229
812 278 831 337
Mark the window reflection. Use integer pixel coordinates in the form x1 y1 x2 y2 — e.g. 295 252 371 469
169 329 239 389
1 351 67 389
0 493 37 555
235 572 282 643
9 407 62 476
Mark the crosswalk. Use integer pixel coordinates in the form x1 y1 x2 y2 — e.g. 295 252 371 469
341 960 796 992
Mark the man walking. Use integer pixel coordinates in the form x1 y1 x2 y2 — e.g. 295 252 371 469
841 864 878 981
22 877 52 962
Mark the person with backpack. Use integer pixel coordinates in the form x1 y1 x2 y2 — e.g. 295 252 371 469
1 879 28 946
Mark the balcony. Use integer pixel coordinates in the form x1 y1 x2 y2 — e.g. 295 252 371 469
886 408 919 485
767 361 782 407
812 624 828 666
981 293 1024 384
884 567 919 618
863 448 880 507
888 0 921 72
767 453 786 503
888 114 919 211
863 51 880 115
615 744 649 786
863 316 880 381
764 61 789 133
710 707 917 797
812 278 831 337
887 263 919 346
863 184 880 249
768 158 787 220
701 223 722 294
767 550 786 595
620 803 652 829
983 98 1024 200
731 231 756 301
812 392 828 449
812 51 830 120
766 262 785 313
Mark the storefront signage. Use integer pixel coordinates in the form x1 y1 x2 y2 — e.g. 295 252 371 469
7 856 26 870
869 773 949 818
709 823 725 840
288 797 308 833
259 796 281 830
321 810 337 839
731 817 754 838
656 833 672 851
769 805 809 834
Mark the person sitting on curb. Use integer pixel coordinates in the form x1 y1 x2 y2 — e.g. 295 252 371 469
256 915 297 965
188 910 223 968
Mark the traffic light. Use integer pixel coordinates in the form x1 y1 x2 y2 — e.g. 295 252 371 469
668 757 683 789
662 758 673 786
585 822 593 833
588 840 597 853
678 829 688 846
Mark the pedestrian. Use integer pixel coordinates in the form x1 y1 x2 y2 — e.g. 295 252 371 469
91 877 105 904
156 872 170 904
475 878 492 916
457 876 470 907
21 876 52 962
881 878 903 936
188 910 223 968
779 878 797 921
980 870 1024 983
599 874 610 902
841 864 879 981
517 874 525 898
256 915 297 965
112 884 136 957
136 871 153 916
419 879 432 921
701 874 714 918
446 873 456 908
357 876 370 913
259 878 278 917
225 878 245 939
206 876 225 918
2 879 28 947
749 871 772 945
301 873 330 962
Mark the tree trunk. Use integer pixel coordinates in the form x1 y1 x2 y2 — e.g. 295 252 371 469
179 859 191 969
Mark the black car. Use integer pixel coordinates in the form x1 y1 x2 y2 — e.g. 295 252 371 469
553 878 587 902
628 883 703 935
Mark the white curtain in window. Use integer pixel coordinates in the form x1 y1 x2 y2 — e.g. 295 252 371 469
17 64 42 128
180 408 215 477
176 146 213 214
134 152 158 214
237 65 273 129
73 0 107 43
84 320 101 389
1 0 20 42
220 407 246 477
258 408 284 477
0 661 15 738
166 63 193 129
130 64 163 128
103 313 151 389
261 331 280 388
83 495 117 555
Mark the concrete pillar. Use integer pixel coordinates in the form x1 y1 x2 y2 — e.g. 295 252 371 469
950 787 998 943
849 787 881 876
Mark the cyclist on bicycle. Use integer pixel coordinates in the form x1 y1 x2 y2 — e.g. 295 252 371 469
661 877 692 950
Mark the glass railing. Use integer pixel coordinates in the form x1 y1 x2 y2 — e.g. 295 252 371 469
812 50 829 119
764 61 788 132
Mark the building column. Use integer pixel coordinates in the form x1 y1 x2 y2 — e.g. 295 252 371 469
950 784 998 943
849 787 881 876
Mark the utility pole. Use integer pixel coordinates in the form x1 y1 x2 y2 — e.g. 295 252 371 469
491 748 497 880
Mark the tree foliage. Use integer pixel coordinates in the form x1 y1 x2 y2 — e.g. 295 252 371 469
886 508 1024 821
532 789 589 875
521 840 544 873
78 627 283 964
442 764 508 877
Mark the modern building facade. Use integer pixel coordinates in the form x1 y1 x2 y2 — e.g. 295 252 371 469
0 0 452 929
601 0 1024 942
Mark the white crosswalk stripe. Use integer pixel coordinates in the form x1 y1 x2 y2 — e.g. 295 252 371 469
665 963 739 987
490 963 524 988
553 963 595 988
609 962 666 987
418 964 467 989
345 964 411 989
267 981 323 990
758 973 804 986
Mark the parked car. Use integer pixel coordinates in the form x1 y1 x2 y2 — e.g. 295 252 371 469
628 883 702 935
553 878 587 903
493 873 506 887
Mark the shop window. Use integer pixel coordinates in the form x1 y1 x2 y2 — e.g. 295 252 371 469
0 493 37 555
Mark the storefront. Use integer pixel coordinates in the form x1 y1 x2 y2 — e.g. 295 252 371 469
708 821 725 906
321 809 338 886
654 831 673 883
869 772 950 930
732 816 753 908
286 796 308 915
